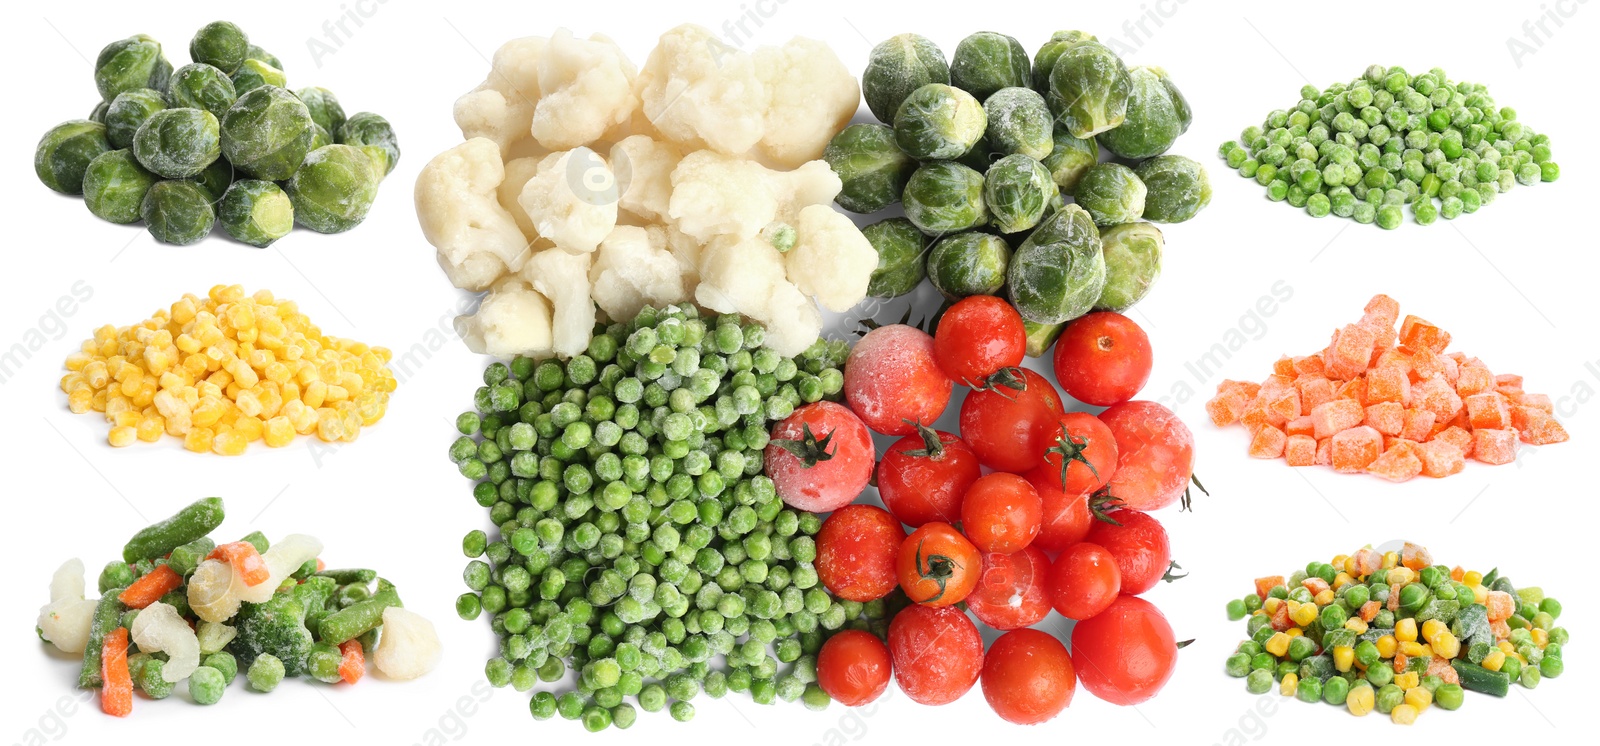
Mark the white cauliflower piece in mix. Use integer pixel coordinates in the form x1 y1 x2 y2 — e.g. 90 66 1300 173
37 558 97 655
636 24 770 154
533 30 639 150
373 607 441 681
519 148 619 254
454 36 546 155
590 226 689 321
416 138 533 291
695 235 821 356
785 204 877 312
753 38 862 168
522 248 595 357
664 226 704 288
668 151 841 243
498 156 544 240
131 602 200 682
609 135 681 223
456 277 555 358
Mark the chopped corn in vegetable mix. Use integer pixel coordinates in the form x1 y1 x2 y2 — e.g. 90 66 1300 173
60 284 396 454
1223 542 1567 724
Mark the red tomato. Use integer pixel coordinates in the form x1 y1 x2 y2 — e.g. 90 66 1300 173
959 473 1042 553
965 545 1051 630
958 367 1065 473
844 324 953 436
765 401 874 513
817 629 893 706
1034 412 1119 495
887 604 983 706
816 505 904 602
932 295 1026 386
1084 510 1171 595
1070 596 1178 706
896 523 981 607
1025 468 1094 553
980 628 1076 724
877 426 981 527
1052 312 1153 406
1048 542 1121 621
1098 401 1196 512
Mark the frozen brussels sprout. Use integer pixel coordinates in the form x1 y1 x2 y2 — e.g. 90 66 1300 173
824 123 916 214
983 87 1053 160
141 180 216 245
1135 155 1211 223
245 44 282 71
894 84 986 161
949 32 1031 102
353 145 390 181
168 64 238 117
337 112 400 176
94 35 172 102
218 179 293 248
861 217 927 298
309 124 334 152
1099 67 1191 160
105 89 167 149
90 101 110 124
984 154 1058 234
35 121 112 194
903 161 989 235
863 33 951 123
957 140 998 173
1073 162 1146 226
190 21 250 74
927 231 1010 300
133 108 222 179
1007 204 1106 324
231 59 286 95
221 86 317 180
295 87 347 136
1031 31 1096 94
1047 40 1132 138
1041 126 1098 193
187 158 236 203
1095 222 1163 311
82 149 159 224
285 145 379 234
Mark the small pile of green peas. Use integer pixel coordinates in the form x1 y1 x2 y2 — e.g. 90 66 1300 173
1219 64 1558 228
449 304 884 732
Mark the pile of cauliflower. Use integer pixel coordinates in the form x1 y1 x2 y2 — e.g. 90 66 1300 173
416 25 876 358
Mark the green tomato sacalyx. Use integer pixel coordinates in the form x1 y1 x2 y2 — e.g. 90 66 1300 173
984 154 1057 234
231 59 287 96
105 89 168 150
862 33 950 124
1094 221 1163 312
1041 126 1098 194
1099 66 1190 160
132 108 222 179
296 87 347 136
1007 204 1106 324
337 112 401 176
1136 155 1211 224
36 120 112 194
141 180 216 245
221 86 318 180
983 87 1053 161
94 35 172 103
860 217 926 299
83 149 159 224
1047 40 1132 138
823 123 915 214
1031 31 1096 96
1073 162 1146 226
894 84 986 161
949 32 1031 103
190 21 250 74
168 63 238 118
926 231 1010 300
286 145 379 233
902 160 988 235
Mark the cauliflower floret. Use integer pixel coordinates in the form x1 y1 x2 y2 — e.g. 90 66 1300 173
668 151 841 243
518 148 619 254
37 558 96 654
454 36 546 155
695 235 821 356
416 138 534 291
372 606 441 681
753 38 862 168
636 24 770 154
498 157 543 239
455 277 555 358
131 602 200 682
610 135 681 223
785 204 877 312
522 248 595 357
238 535 323 605
533 30 639 150
590 226 689 321
664 226 703 288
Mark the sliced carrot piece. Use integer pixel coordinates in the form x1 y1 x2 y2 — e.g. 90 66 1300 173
338 639 366 684
208 542 270 586
101 627 132 717
117 564 181 609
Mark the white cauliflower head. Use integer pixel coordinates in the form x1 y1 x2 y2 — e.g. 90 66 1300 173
636 24 770 154
668 151 841 243
373 606 441 681
456 277 555 358
753 38 862 168
499 156 544 240
415 138 534 291
609 135 681 223
518 148 619 254
37 559 96 655
454 36 546 155
695 234 820 357
590 226 689 321
785 204 877 312
533 30 639 150
522 248 596 357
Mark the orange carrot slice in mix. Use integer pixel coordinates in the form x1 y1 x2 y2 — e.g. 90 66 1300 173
101 627 132 717
338 639 365 684
208 542 270 586
117 564 181 609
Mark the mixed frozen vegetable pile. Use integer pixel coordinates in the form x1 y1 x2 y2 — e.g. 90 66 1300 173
1223 542 1567 724
417 25 872 360
1206 294 1567 480
35 21 399 246
829 30 1210 354
1219 65 1557 227
36 498 439 717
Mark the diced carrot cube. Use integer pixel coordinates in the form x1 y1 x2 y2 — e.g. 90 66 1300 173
1327 323 1379 380
1511 406 1569 445
1359 600 1382 622
1485 590 1515 621
1240 404 1276 432
1464 393 1511 430
1354 548 1382 576
1407 347 1451 384
1249 425 1288 459
1266 389 1301 422
1400 408 1436 442
1205 390 1251 427
1271 603 1292 631
1296 376 1335 413
1368 442 1422 482
1330 426 1384 474
1362 294 1400 335
1292 355 1326 377
1515 392 1553 414
1335 377 1367 405
1273 356 1297 377
1455 366 1494 397
1286 416 1315 438
1315 437 1333 465
1399 315 1451 353
1471 429 1518 465
1450 566 1465 581
1311 399 1366 439
1254 576 1286 599
1364 401 1406 436
1415 440 1465 478
1219 379 1261 399
1365 367 1410 405
1401 542 1432 571
1284 434 1317 466
1426 655 1458 683
338 639 366 684
1373 347 1413 374
1494 373 1523 393
1433 426 1473 456
1302 577 1331 595
1412 376 1463 422
1393 653 1409 674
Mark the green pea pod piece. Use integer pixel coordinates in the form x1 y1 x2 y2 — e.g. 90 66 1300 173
77 592 128 688
122 497 225 563
317 586 401 644
315 568 378 585
167 537 217 577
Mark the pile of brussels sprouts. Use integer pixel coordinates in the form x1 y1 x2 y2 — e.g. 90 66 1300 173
33 22 400 247
825 31 1211 354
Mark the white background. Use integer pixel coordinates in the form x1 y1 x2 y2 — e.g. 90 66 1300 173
2 1 1595 744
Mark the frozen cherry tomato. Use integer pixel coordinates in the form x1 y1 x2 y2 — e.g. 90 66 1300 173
887 604 983 706
958 367 1064 473
1084 509 1171 595
817 629 893 706
1052 312 1152 406
816 505 905 602
765 401 875 513
1070 596 1177 706
844 324 953 436
933 295 1026 386
897 522 981 607
1034 412 1119 495
965 545 1051 630
959 473 1042 553
1024 467 1093 553
1097 400 1195 512
877 425 981 527
981 628 1076 724
1048 542 1121 620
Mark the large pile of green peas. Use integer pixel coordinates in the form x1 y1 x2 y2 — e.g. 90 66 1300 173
1219 65 1559 228
448 305 884 732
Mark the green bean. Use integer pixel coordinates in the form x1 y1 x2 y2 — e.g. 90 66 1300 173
318 586 401 644
122 497 225 563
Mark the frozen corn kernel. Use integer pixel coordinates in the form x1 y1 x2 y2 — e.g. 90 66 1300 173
1403 686 1432 712
1394 671 1419 690
1290 602 1318 627
1391 703 1418 725
1279 673 1298 696
108 426 137 447
1376 636 1397 658
1482 649 1507 671
1333 646 1355 672
1265 632 1292 657
263 417 295 448
1395 618 1418 643
136 416 164 442
1347 684 1375 717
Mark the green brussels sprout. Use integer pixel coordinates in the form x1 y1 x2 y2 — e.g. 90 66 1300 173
894 84 986 161
983 87 1053 160
190 21 250 74
310 124 334 151
132 108 222 179
218 179 293 248
1156 68 1192 136
927 232 1010 300
1135 155 1211 224
861 218 927 298
337 112 401 176
1073 162 1146 226
862 34 951 124
354 145 390 182
245 44 282 72
903 161 988 235
956 140 998 173
231 59 287 95
296 87 347 136
187 158 236 203
35 121 112 194
90 101 110 124
141 180 216 245
984 154 1057 234
949 32 1031 103
221 86 318 180
1041 126 1098 193
1006 204 1106 324
1031 31 1096 95
823 123 915 214
82 149 159 224
168 64 238 117
94 35 172 102
1095 222 1163 312
105 89 168 149
285 145 379 233
1047 40 1132 138
1022 320 1065 358
1099 67 1188 160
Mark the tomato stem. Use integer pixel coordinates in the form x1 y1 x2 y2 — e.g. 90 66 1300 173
770 423 836 468
974 366 1028 397
1046 424 1101 488
1162 561 1188 583
1088 485 1126 525
898 419 946 459
1175 638 1195 649
1181 473 1208 512
913 538 962 604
